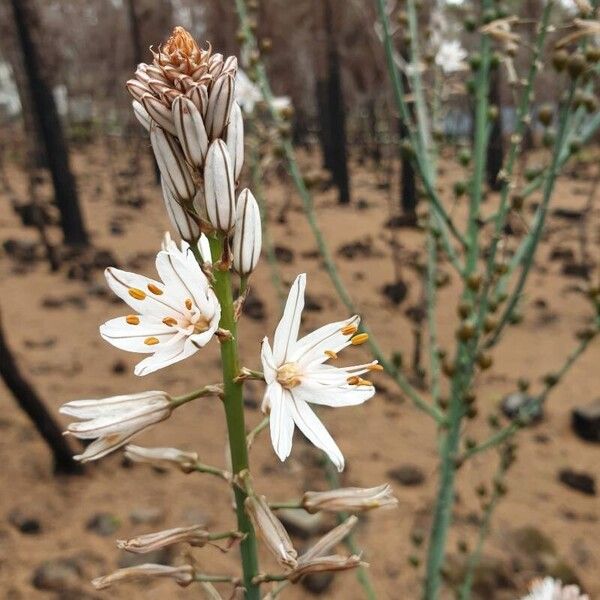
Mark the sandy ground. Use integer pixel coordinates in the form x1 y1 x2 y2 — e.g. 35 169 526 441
0 140 598 600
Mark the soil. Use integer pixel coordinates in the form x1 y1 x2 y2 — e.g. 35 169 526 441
0 141 598 599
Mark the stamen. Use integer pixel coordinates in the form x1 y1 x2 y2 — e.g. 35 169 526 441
126 315 140 325
324 350 338 360
144 337 160 345
347 376 360 385
162 317 178 327
341 324 358 336
356 377 373 387
185 298 193 310
350 333 369 345
147 283 163 295
368 364 384 372
128 288 146 300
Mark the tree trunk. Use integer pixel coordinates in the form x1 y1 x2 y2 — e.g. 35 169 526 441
399 117 417 220
9 0 88 247
486 68 504 191
0 309 81 475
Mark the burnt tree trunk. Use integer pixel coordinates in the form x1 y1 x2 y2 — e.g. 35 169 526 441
9 0 88 247
0 310 81 474
486 68 504 191
125 0 143 65
399 117 417 221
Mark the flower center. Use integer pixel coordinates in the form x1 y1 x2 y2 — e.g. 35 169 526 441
276 362 302 389
193 315 211 335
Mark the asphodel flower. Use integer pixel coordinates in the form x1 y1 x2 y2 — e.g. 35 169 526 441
124 444 199 473
244 495 298 569
60 391 173 462
260 273 379 471
232 189 262 276
100 237 220 376
92 564 194 590
435 40 467 74
117 525 210 553
302 483 398 514
521 577 589 600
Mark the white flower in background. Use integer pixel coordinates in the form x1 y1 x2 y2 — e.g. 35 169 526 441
260 273 379 471
60 391 173 462
235 68 291 114
100 238 220 376
435 40 468 73
521 577 589 600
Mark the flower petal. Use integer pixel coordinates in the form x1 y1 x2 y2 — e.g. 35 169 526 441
134 338 198 376
294 381 375 408
288 393 345 471
260 337 277 384
268 385 294 462
273 273 306 363
100 316 176 353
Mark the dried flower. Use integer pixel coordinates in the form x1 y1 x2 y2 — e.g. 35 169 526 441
521 577 589 600
232 189 262 275
435 40 468 73
203 139 236 232
124 444 199 472
60 392 173 462
302 483 398 514
556 18 600 49
260 273 378 471
245 495 298 569
92 564 194 590
100 238 220 376
117 525 210 553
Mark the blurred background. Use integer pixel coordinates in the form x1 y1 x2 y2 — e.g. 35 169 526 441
0 0 598 598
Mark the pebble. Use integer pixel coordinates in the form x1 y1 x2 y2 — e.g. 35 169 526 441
301 571 334 594
8 508 41 535
32 558 81 591
571 400 600 442
381 281 408 305
501 392 543 423
86 513 120 537
129 506 166 526
387 464 425 486
278 509 325 540
558 469 596 496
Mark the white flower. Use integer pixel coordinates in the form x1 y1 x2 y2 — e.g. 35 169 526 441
100 239 220 376
435 40 468 74
60 391 172 462
235 69 263 113
232 188 262 275
260 273 378 471
522 577 589 600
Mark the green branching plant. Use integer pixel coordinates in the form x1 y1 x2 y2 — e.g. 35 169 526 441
232 0 600 598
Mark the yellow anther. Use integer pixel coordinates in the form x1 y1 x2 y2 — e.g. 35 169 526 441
185 298 193 310
162 317 178 327
147 283 163 295
126 315 140 325
144 337 160 346
324 350 338 359
347 376 360 385
369 364 384 372
350 333 369 345
128 288 146 300
341 324 358 336
357 377 373 387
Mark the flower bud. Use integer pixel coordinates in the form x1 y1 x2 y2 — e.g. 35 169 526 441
205 73 234 140
60 391 173 462
127 79 150 102
132 100 151 131
186 83 209 116
204 140 236 232
172 96 209 169
226 102 244 181
151 124 196 203
124 444 199 473
245 495 298 569
161 179 200 242
142 93 177 135
288 554 364 583
117 525 210 553
302 484 398 514
92 564 194 590
232 189 261 275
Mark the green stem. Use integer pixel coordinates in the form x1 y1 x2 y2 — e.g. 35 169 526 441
207 235 260 600
269 501 303 510
172 385 222 408
193 461 231 480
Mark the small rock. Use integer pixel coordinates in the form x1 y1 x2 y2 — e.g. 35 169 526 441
561 262 591 279
278 509 325 540
32 558 82 591
111 360 127 375
243 294 265 321
501 392 543 423
86 513 120 537
129 507 165 526
301 571 334 594
571 400 600 442
337 238 375 259
304 293 323 312
274 245 294 263
511 526 556 557
387 464 425 486
109 221 125 236
549 247 575 262
381 281 408 305
558 469 596 496
8 509 41 534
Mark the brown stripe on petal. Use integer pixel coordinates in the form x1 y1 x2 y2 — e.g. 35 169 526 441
144 337 160 346
147 283 163 295
128 288 146 300
126 315 141 325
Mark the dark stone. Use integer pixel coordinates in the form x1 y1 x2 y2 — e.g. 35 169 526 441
86 513 120 537
32 558 82 591
405 304 426 324
501 392 543 423
8 509 41 534
277 509 325 540
549 247 575 262
109 221 125 236
243 294 265 321
337 238 375 259
511 526 556 556
304 294 323 312
553 208 583 221
571 400 600 442
111 360 127 375
384 214 418 229
561 262 592 279
558 469 596 496
92 249 118 269
381 281 408 305
274 245 294 263
301 572 334 594
387 464 425 486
